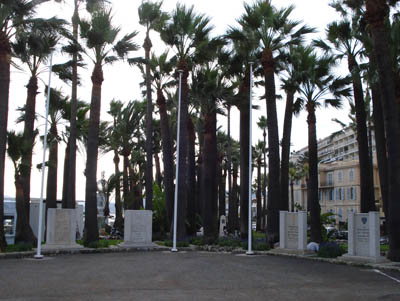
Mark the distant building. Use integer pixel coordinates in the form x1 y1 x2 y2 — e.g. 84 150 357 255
290 126 382 225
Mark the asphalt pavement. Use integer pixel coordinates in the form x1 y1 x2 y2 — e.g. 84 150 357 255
0 251 399 300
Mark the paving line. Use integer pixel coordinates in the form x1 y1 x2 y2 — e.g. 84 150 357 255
373 269 400 284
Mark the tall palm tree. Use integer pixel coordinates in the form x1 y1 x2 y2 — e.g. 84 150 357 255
12 16 66 240
296 47 351 243
288 162 303 212
159 4 215 240
366 0 400 262
79 8 139 245
254 140 264 231
138 0 168 211
238 0 315 243
192 66 231 242
315 20 375 212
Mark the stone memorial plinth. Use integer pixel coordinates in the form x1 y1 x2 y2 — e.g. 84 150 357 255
42 208 82 250
75 205 84 239
120 210 154 248
270 211 308 255
219 215 227 237
340 211 387 263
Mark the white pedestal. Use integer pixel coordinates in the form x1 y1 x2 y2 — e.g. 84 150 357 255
120 210 154 247
42 208 82 250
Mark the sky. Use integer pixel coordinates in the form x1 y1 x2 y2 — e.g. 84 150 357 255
4 0 351 201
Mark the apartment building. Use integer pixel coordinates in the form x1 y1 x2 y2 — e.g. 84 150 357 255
290 127 382 224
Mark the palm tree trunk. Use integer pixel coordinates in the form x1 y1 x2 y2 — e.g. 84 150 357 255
46 124 58 210
280 90 294 212
62 140 70 207
113 151 123 231
156 88 174 229
144 34 153 211
186 116 197 236
154 152 162 188
15 175 37 245
0 31 11 251
202 111 218 242
262 129 267 228
176 60 189 240
239 100 250 239
366 0 400 261
371 82 388 219
66 0 79 210
348 55 375 212
21 75 38 217
307 104 322 243
232 163 239 232
123 154 131 210
219 160 227 218
84 64 103 245
262 48 280 244
256 158 262 231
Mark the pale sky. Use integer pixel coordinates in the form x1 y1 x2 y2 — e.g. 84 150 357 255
4 0 351 200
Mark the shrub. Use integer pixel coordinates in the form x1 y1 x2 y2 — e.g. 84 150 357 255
217 237 243 248
5 243 33 253
317 242 344 258
152 183 167 235
189 237 205 246
162 240 189 248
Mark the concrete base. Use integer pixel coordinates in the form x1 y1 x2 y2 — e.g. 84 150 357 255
40 243 83 251
269 248 314 256
339 254 389 264
119 242 158 249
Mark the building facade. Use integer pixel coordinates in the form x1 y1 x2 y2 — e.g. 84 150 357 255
290 127 382 225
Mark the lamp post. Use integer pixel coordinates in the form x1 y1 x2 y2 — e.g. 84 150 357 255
34 52 54 259
172 69 183 252
246 62 254 255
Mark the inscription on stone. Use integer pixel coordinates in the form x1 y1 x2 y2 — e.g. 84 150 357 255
55 210 71 243
355 215 369 257
286 214 298 249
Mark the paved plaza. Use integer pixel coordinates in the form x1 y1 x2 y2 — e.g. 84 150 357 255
1 251 400 300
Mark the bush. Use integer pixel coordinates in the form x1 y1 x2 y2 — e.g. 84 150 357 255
162 240 189 248
152 183 167 235
5 243 33 253
317 242 344 258
217 237 243 248
189 237 205 246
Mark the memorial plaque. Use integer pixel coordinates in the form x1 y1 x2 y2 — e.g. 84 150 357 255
355 215 369 257
121 210 153 247
55 210 72 244
286 213 298 249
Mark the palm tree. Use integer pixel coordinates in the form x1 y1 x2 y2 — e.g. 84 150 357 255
7 131 37 245
138 0 168 211
288 162 303 212
42 87 68 214
257 116 267 225
238 0 315 244
254 140 264 231
106 99 123 231
279 46 309 214
296 47 351 243
159 4 215 240
192 66 231 242
365 0 400 262
12 16 66 239
315 20 375 212
0 0 45 252
79 8 139 245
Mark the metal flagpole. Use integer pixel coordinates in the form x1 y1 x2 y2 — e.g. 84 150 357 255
34 52 54 259
246 62 254 255
172 70 183 252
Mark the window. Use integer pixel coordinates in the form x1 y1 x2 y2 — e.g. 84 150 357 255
336 188 343 201
338 171 343 183
328 172 334 186
319 190 322 201
326 189 334 201
349 169 354 182
349 187 357 201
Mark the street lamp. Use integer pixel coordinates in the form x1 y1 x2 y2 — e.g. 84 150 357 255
172 69 183 252
34 52 54 259
247 62 254 255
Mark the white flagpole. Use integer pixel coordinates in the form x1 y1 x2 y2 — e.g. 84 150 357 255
34 52 54 259
247 62 254 255
172 70 183 252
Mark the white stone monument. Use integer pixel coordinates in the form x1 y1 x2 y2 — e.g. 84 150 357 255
272 211 308 254
120 210 154 247
340 211 387 263
219 215 227 237
75 205 84 239
42 208 83 250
